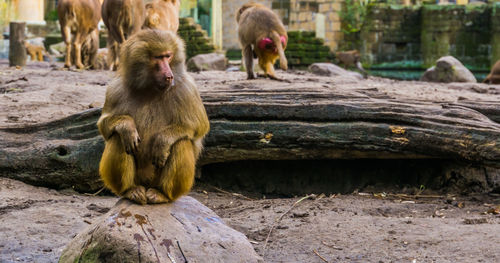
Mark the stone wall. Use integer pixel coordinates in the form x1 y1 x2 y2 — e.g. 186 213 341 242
288 0 344 51
360 5 422 68
422 4 492 69
178 17 215 59
361 3 500 70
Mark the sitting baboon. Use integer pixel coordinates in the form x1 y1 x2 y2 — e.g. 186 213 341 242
98 30 210 204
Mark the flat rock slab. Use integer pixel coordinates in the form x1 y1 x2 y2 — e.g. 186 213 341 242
59 196 262 263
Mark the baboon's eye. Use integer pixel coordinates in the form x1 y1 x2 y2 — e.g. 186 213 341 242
154 52 172 59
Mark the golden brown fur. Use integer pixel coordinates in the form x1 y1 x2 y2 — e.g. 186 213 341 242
97 30 210 204
143 0 180 32
25 42 45 62
335 50 367 77
102 0 145 70
77 29 99 68
94 48 110 70
236 2 288 80
483 60 500 84
57 0 101 69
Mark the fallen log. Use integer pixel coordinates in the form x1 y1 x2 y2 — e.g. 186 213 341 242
0 71 499 191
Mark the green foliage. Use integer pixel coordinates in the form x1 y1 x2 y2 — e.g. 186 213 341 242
45 10 59 21
338 0 372 35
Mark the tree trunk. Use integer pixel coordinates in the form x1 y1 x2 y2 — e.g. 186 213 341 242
0 72 499 192
8 22 27 67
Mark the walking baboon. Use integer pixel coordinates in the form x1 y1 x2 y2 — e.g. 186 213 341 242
236 2 288 80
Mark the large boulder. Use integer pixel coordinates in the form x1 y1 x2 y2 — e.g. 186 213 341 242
187 53 227 72
308 63 363 80
59 197 262 263
421 56 477 83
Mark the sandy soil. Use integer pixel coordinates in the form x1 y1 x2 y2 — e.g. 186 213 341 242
0 60 500 262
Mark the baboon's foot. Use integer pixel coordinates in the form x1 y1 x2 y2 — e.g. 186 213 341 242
75 62 85 70
146 188 169 204
123 186 147 205
247 72 256 80
266 73 290 83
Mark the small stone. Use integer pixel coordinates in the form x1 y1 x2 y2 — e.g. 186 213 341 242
308 63 363 80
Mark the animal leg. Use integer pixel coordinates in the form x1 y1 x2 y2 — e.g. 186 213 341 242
62 26 72 68
99 136 144 204
243 45 255 79
157 140 195 202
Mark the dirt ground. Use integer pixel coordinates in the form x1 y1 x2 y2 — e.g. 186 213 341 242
1 178 499 263
1 61 500 262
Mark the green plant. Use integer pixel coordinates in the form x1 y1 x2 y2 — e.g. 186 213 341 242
338 0 372 35
45 10 59 21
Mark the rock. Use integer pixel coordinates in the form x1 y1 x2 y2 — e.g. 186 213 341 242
420 56 477 83
308 63 363 80
226 66 240 72
49 41 65 56
26 37 45 47
59 197 263 263
88 101 102 109
187 53 227 72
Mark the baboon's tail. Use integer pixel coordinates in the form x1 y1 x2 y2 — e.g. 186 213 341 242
270 31 287 71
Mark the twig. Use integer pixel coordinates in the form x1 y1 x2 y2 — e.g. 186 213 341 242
313 249 329 263
386 193 446 199
177 240 188 263
263 194 314 252
209 185 255 201
321 241 343 250
84 187 105 196
166 252 177 263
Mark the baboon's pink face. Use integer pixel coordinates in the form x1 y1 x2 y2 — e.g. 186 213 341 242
152 51 174 90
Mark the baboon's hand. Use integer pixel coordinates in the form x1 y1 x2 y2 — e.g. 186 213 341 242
150 134 172 168
116 123 141 155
